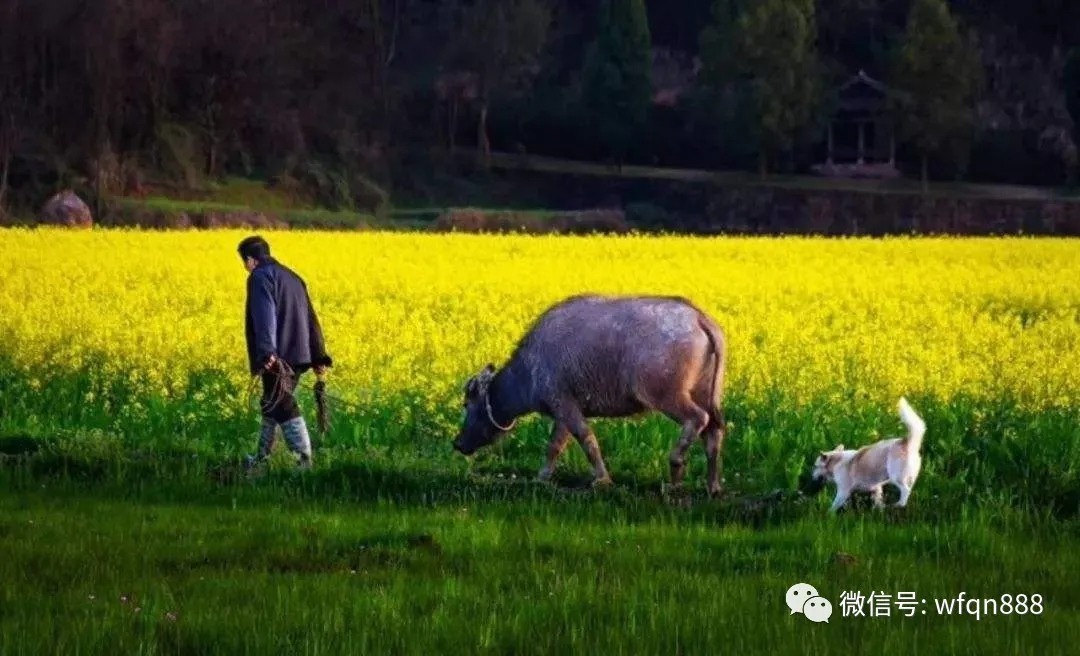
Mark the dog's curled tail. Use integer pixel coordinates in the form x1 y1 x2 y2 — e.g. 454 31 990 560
898 397 926 452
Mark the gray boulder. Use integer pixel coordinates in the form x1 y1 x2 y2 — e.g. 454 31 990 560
39 190 93 228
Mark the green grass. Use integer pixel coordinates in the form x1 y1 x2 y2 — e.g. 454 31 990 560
114 197 567 229
200 177 312 210
0 456 1077 655
109 175 389 229
109 196 377 229
116 197 267 215
140 176 316 211
0 355 1078 653
111 196 560 231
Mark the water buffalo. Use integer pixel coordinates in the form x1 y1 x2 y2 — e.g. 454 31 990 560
452 294 728 495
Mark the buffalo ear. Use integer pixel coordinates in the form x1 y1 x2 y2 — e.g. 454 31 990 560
834 444 845 451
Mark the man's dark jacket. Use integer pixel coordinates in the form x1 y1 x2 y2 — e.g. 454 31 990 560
245 258 332 375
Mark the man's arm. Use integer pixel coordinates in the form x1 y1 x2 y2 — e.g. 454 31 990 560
248 271 278 369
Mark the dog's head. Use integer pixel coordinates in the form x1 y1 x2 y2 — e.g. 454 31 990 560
810 444 846 483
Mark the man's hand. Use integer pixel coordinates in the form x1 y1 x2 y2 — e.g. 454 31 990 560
261 353 278 372
314 364 328 380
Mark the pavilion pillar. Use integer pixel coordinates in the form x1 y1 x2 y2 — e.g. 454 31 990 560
857 121 865 165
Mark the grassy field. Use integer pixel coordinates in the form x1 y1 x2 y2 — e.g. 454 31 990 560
106 196 381 230
0 229 1078 653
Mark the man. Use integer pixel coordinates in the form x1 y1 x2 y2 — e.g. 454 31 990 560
238 236 332 470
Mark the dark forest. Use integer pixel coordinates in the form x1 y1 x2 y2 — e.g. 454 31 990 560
3 0 1080 217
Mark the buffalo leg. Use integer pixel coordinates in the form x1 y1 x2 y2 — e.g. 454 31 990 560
663 395 710 488
559 404 612 486
701 426 723 497
578 432 612 486
538 422 572 482
701 410 726 497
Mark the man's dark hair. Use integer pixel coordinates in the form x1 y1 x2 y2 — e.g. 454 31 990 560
238 236 271 262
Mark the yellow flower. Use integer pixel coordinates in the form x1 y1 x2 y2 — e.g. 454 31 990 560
0 228 1076 414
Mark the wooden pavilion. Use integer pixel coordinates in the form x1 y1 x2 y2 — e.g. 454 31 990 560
814 70 900 179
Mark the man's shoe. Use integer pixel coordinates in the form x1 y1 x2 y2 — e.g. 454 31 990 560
242 453 267 473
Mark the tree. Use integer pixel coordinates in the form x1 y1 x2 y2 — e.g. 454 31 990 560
692 1 759 169
818 0 883 62
734 0 822 177
451 0 552 167
891 0 981 190
581 0 653 165
0 0 22 217
698 0 744 89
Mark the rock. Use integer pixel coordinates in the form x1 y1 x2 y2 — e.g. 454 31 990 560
39 190 93 228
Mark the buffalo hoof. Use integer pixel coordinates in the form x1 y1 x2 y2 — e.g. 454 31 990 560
591 474 614 489
669 463 687 487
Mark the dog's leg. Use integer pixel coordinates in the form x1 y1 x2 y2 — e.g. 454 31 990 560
896 478 914 507
871 485 885 509
829 489 851 513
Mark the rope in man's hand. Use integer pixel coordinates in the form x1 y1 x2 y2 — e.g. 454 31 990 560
313 366 330 435
244 359 340 438
245 356 297 417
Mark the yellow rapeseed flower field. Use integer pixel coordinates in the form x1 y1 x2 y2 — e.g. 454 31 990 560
1 228 1078 420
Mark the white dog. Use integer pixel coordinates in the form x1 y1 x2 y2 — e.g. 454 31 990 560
811 397 926 513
